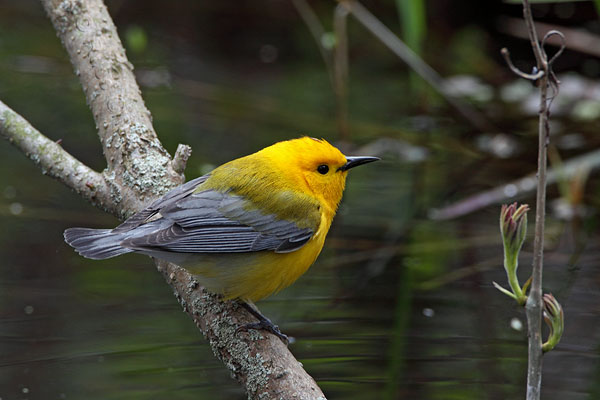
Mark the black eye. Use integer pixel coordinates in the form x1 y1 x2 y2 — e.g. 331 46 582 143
317 164 329 174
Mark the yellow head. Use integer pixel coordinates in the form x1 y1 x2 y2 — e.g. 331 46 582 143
257 137 379 214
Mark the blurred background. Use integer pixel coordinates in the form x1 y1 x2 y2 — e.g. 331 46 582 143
1 0 600 399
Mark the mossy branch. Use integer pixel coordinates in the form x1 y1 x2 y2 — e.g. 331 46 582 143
0 100 119 216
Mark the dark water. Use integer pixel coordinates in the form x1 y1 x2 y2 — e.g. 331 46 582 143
1 1 600 399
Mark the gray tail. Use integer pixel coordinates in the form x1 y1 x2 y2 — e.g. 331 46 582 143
64 228 134 260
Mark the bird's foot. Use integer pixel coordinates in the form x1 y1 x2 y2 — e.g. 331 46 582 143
236 302 292 344
236 321 290 344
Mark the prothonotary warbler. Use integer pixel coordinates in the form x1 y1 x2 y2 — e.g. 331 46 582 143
64 137 379 341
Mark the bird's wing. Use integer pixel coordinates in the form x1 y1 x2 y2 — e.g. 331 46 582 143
112 175 210 233
121 188 321 254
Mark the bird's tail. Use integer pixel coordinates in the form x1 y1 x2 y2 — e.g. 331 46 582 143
64 228 133 260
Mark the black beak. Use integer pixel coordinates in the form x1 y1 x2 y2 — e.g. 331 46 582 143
339 156 380 171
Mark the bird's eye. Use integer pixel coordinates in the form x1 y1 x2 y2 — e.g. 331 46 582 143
317 164 329 175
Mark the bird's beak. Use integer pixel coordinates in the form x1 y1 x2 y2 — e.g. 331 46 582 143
339 156 380 171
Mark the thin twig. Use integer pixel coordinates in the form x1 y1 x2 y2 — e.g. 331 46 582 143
542 30 566 66
520 1 552 398
522 0 545 67
500 48 545 81
542 30 566 107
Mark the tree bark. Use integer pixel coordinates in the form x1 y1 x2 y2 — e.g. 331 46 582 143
0 100 117 215
0 0 327 398
40 0 183 218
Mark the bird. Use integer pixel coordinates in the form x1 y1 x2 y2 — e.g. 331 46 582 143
64 137 379 341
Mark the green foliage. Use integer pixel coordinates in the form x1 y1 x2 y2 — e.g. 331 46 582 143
395 0 428 97
395 0 426 54
124 25 148 55
497 203 529 305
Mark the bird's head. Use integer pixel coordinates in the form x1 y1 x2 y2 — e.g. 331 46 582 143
262 137 379 214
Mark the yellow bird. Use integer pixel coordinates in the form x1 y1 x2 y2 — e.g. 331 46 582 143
64 137 379 341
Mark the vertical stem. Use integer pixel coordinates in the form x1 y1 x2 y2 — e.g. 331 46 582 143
525 80 547 399
522 0 544 66
395 0 426 94
522 0 549 398
334 4 350 140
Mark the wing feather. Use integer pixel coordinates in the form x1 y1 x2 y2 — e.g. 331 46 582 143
120 186 319 254
112 175 210 233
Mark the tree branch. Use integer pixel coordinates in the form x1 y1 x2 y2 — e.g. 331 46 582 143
0 0 329 398
172 143 193 176
157 261 326 399
0 100 118 215
40 0 184 218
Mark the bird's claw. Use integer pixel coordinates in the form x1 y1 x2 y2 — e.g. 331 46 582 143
236 321 290 344
236 301 293 344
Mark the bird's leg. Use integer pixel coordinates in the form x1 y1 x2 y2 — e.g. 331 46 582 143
236 301 291 344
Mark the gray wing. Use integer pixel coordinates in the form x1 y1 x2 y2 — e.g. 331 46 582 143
120 189 316 254
112 175 209 233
